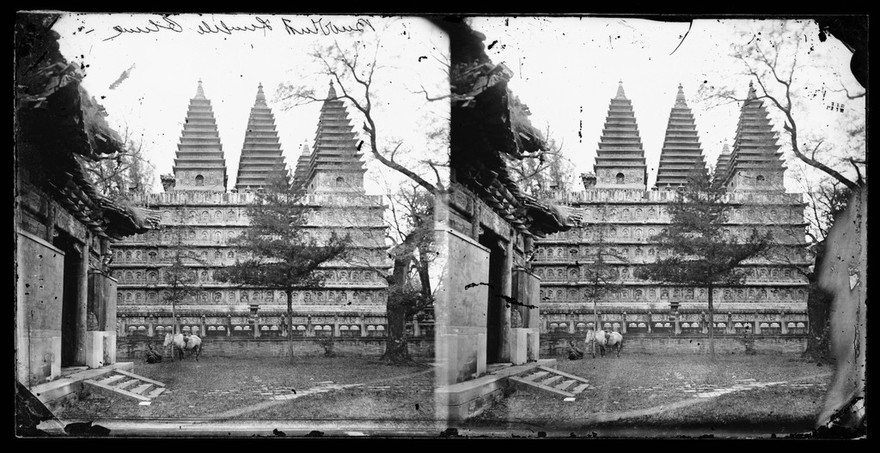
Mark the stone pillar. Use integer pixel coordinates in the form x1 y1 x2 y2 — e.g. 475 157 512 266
498 236 513 363
119 315 127 338
306 315 314 337
253 316 260 338
647 312 652 334
147 315 155 337
359 316 367 338
700 311 707 334
621 312 628 334
727 312 734 334
200 315 207 338
75 237 90 365
780 311 788 335
568 314 576 334
753 312 761 334
674 314 681 335
333 315 340 337
227 314 233 336
413 315 421 337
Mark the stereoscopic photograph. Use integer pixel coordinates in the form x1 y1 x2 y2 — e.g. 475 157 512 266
14 12 866 439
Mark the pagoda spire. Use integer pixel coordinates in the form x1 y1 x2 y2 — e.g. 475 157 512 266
655 84 708 189
304 82 366 193
327 80 337 99
674 83 687 107
615 80 627 99
292 142 312 188
171 80 227 191
255 82 266 104
594 82 647 189
234 84 288 192
723 82 786 191
712 142 732 188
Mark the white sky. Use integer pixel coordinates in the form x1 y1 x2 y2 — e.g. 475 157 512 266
468 17 865 192
51 13 449 195
49 14 864 198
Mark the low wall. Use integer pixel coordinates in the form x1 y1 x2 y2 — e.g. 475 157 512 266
117 337 434 361
543 333 807 356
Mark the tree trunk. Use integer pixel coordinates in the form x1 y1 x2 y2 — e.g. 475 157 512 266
286 290 293 364
382 301 411 363
707 284 715 362
804 279 833 363
172 301 177 335
382 257 414 364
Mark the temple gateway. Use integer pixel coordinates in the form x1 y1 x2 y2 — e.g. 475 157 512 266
111 81 392 340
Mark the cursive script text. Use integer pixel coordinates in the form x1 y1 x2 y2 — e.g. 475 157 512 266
197 16 272 35
281 17 374 36
103 16 183 41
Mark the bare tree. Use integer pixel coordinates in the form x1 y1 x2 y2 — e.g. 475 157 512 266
274 23 447 363
79 121 156 200
699 20 865 191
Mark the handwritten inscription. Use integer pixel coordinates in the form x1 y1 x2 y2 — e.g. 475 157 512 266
281 17 375 36
103 16 183 41
102 15 374 41
197 16 272 35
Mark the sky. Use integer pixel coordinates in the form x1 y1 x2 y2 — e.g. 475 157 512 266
49 14 864 198
51 13 449 195
467 17 865 192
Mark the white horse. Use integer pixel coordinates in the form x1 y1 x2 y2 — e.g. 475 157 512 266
585 329 607 358
164 333 202 361
604 331 624 358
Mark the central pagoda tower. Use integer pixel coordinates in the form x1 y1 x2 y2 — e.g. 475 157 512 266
594 81 648 189
234 84 289 191
171 80 228 192
655 84 708 188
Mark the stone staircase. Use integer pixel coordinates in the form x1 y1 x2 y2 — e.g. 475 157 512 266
509 366 592 398
83 369 167 402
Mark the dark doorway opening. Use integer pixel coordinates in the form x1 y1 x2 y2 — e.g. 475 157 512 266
53 231 81 367
479 230 505 364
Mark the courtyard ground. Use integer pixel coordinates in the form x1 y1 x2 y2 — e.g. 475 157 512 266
463 354 832 437
53 353 832 437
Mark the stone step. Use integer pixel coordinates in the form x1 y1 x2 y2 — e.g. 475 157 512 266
116 379 141 390
522 371 549 382
510 376 575 398
130 383 154 395
555 379 577 391
571 383 590 394
98 375 126 386
541 375 563 386
115 369 165 387
84 379 151 402
148 387 167 398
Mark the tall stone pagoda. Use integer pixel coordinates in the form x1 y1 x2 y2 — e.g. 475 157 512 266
292 142 312 188
594 81 648 189
111 81 391 341
712 142 732 188
654 84 708 188
722 82 787 192
234 83 289 191
304 81 367 193
171 80 228 192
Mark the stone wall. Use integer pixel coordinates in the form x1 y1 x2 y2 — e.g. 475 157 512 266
542 332 807 356
117 336 434 360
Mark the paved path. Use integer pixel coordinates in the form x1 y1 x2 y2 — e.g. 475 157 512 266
563 370 833 425
206 367 434 420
